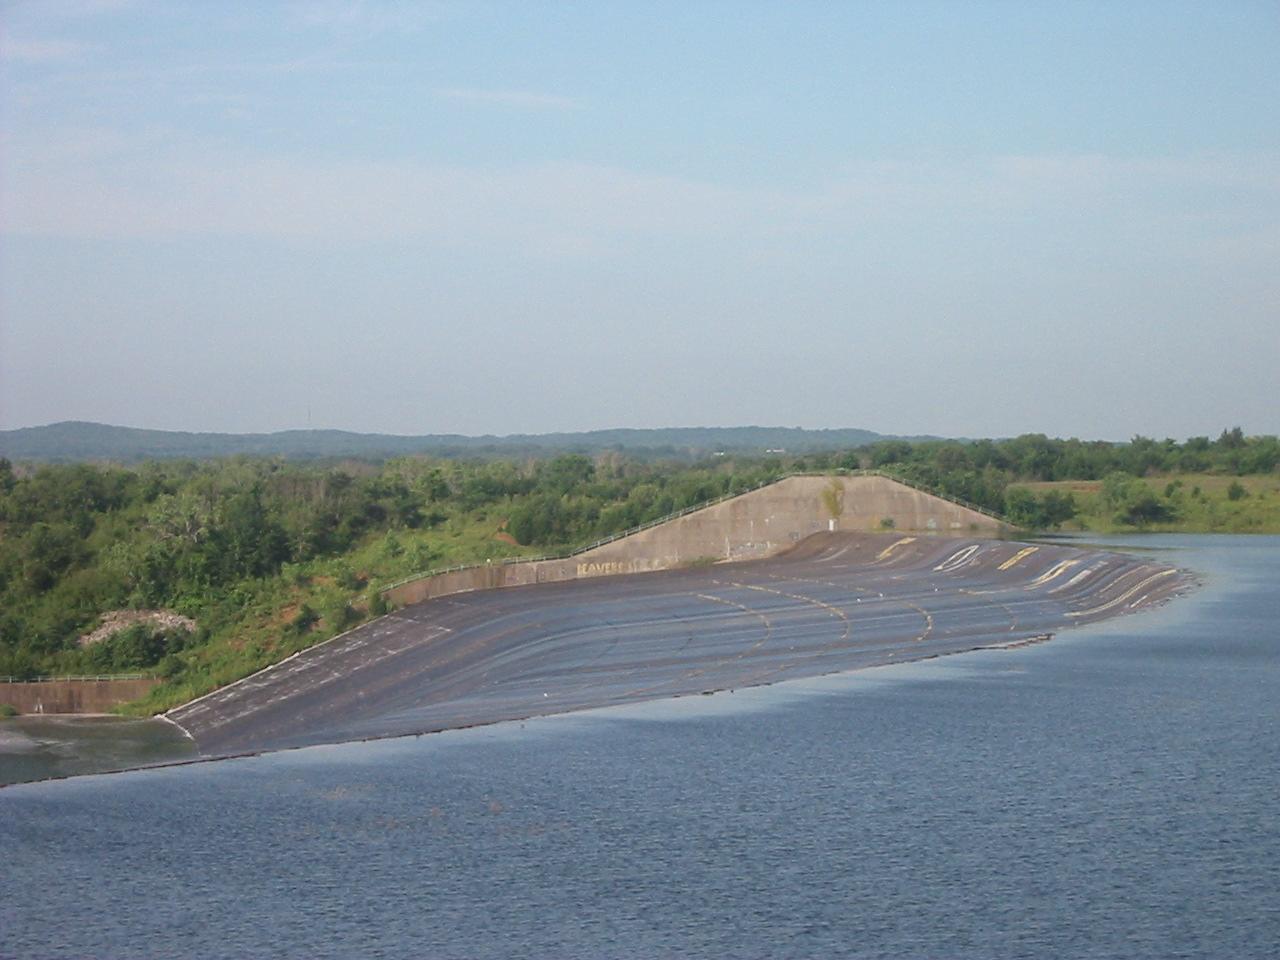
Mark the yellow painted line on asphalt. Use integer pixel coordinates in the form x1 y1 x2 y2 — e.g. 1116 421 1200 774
768 571 932 644
738 582 852 642
732 579 857 683
668 578 852 689
615 590 774 698
907 602 935 641
690 592 778 662
958 589 1022 632
998 546 1039 571
1028 559 1079 588
875 537 917 562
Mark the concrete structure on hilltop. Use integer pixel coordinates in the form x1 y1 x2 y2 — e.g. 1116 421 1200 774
386 474 1007 607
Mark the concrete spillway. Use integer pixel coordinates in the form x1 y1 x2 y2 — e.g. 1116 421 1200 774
166 533 1193 760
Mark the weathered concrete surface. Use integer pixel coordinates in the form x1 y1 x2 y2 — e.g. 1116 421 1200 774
0 678 160 715
387 474 1005 607
572 474 1004 568
170 532 1192 761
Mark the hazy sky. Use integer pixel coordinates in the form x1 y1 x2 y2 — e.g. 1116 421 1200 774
1 1 1277 440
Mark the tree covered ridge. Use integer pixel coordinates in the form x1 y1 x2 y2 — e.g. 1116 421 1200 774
0 427 1274 692
0 421 906 463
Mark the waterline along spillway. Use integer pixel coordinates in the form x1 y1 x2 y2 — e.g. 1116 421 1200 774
165 533 1193 760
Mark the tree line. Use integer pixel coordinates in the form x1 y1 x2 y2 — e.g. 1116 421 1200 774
0 427 1273 681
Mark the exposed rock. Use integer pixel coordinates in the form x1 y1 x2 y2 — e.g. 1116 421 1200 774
77 610 197 648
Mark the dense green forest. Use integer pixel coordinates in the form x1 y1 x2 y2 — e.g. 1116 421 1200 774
0 428 1275 709
0 453 781 687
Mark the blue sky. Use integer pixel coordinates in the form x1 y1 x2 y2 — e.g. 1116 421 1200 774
1 0 1277 439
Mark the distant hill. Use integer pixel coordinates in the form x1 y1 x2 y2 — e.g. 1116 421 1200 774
0 421 940 463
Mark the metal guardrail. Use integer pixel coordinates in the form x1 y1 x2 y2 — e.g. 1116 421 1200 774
381 470 1008 594
0 674 155 683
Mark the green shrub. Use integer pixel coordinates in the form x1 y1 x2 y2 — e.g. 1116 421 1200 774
1101 472 1176 526
335 567 366 591
325 601 358 632
1004 487 1077 530
87 624 189 672
291 604 319 634
156 653 186 679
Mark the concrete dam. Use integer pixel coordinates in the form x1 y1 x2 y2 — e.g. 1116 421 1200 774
384 474 1008 607
164 476 1193 761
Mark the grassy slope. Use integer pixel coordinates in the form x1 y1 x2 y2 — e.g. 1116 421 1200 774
120 506 541 716
1012 473 1280 533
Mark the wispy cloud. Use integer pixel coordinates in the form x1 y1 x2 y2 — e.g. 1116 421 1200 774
434 87 580 110
0 37 93 63
290 0 451 36
30 0 135 16
2 0 136 30
0 149 759 251
2 138 1274 282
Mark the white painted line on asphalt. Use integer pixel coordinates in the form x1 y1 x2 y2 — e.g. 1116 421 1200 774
934 544 980 572
186 624 455 733
817 544 853 564
1049 566 1098 594
166 649 304 720
1066 569 1177 618
169 620 452 725
155 713 195 741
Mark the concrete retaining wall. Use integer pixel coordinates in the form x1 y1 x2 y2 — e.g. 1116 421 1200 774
386 474 1006 607
0 678 161 715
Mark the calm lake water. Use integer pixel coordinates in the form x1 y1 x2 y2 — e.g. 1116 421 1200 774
2 535 1277 959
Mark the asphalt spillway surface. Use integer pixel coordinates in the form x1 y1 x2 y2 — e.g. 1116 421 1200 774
168 533 1194 760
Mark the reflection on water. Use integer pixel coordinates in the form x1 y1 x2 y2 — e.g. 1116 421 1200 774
0 716 195 785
